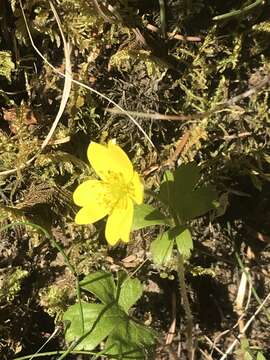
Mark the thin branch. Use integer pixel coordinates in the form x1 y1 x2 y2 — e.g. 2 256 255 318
166 291 177 345
105 107 191 121
105 73 270 123
146 23 202 42
213 0 265 21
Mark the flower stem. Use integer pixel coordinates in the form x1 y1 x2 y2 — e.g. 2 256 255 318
213 0 264 21
14 350 95 360
177 251 194 360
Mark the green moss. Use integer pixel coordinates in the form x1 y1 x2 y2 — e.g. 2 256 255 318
189 265 216 278
0 267 29 303
39 284 74 318
0 51 15 81
253 21 270 33
109 49 162 77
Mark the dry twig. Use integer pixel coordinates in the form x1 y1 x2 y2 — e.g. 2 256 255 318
219 292 270 360
166 292 177 345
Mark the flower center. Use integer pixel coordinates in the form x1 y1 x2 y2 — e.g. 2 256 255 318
102 171 134 209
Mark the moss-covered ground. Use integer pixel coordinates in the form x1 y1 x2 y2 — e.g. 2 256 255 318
1 1 270 359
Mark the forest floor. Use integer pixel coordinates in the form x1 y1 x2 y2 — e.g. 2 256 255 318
1 1 270 359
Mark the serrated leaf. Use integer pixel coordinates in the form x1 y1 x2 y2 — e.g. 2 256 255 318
175 227 193 259
159 163 217 222
161 163 200 195
162 169 174 182
128 320 156 347
150 230 174 265
63 302 123 350
178 185 217 221
105 317 155 360
118 277 143 313
80 271 116 304
132 204 170 231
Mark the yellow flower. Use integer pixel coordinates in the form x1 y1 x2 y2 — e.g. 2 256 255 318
73 141 144 245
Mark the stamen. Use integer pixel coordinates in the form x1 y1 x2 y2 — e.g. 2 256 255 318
100 171 135 209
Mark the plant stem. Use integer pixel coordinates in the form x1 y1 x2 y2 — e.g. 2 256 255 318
159 0 166 38
213 0 264 21
14 345 116 360
177 251 194 360
14 350 95 360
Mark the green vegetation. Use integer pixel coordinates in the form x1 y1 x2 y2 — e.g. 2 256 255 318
1 0 270 359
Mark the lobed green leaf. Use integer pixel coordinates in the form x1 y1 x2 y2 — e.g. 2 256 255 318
159 163 217 222
80 271 116 304
63 302 123 350
118 277 143 313
132 203 170 231
150 230 174 265
105 317 156 359
175 227 193 259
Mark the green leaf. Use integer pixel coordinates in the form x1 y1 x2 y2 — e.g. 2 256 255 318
161 163 200 194
105 317 155 360
150 229 175 265
64 271 156 357
175 227 193 259
257 352 266 360
118 277 143 313
80 271 116 304
242 352 252 360
240 338 250 351
126 319 156 347
132 204 170 231
180 185 217 221
159 163 217 222
63 302 123 350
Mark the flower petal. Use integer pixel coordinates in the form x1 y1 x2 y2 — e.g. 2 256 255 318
73 180 108 207
75 205 109 225
87 141 133 182
130 171 144 204
105 197 134 245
